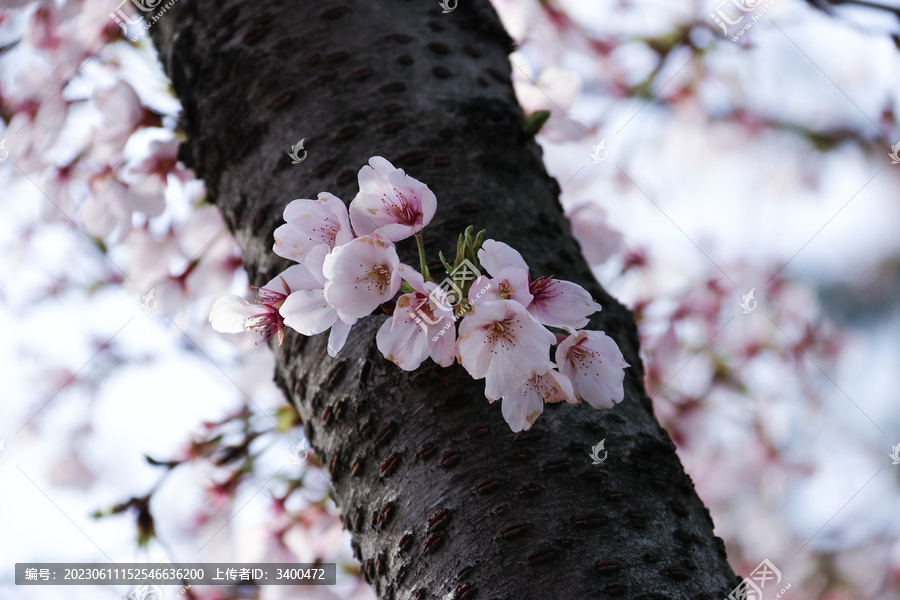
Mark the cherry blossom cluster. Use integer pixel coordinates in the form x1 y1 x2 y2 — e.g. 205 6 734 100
210 157 629 431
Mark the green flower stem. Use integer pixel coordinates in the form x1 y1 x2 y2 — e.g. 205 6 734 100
415 232 431 281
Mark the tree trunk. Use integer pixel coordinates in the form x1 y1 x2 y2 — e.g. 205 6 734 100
150 1 738 598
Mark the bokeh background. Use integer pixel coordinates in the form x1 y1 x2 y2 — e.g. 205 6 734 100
1 0 899 598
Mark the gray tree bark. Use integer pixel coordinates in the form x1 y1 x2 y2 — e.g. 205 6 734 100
150 1 738 598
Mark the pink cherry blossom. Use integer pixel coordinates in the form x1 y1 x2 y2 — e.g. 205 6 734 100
471 266 533 307
501 367 575 432
26 5 62 52
274 192 354 263
477 239 601 330
126 138 193 183
376 265 456 370
568 202 623 266
528 276 602 331
555 330 629 409
279 246 357 357
511 61 585 142
322 233 402 320
349 156 436 242
80 174 165 238
92 81 145 159
457 300 555 401
209 265 314 346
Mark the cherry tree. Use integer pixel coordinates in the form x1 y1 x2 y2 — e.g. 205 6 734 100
2 0 899 599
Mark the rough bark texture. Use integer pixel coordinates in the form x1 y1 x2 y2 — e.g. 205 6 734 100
150 1 738 598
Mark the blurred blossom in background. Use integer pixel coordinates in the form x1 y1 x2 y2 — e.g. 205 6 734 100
1 0 899 598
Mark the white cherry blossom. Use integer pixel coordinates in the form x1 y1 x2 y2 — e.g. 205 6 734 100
457 300 555 401
501 367 575 432
555 330 629 409
210 265 313 346
477 239 601 330
322 233 401 320
279 245 357 357
376 265 456 370
273 192 354 263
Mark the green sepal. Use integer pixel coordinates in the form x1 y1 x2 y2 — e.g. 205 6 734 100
438 250 454 275
522 110 551 135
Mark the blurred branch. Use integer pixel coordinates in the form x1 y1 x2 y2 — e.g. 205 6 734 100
807 0 900 18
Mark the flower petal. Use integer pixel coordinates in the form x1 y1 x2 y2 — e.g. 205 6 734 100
209 296 259 333
477 239 528 277
376 295 431 371
484 351 533 402
267 264 322 295
281 289 338 336
429 319 457 367
528 278 601 331
501 381 544 432
327 319 354 357
398 263 426 294
556 330 629 409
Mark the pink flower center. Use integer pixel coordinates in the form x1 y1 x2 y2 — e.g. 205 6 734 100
384 189 418 226
529 277 558 301
247 306 284 345
249 284 288 345
499 280 515 299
